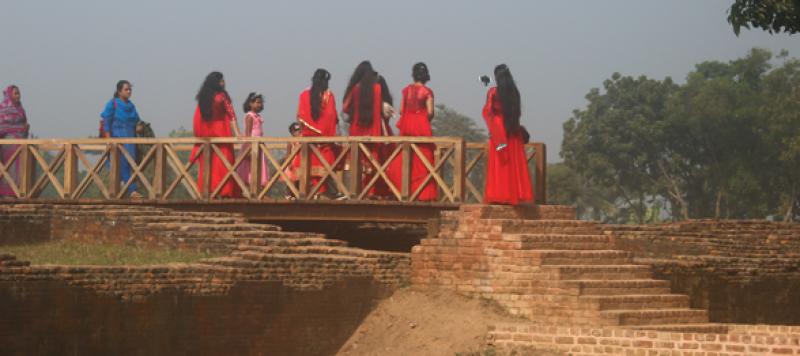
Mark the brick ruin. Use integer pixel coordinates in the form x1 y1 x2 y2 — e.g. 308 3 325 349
2 202 800 355
606 220 800 324
0 204 409 355
413 205 800 354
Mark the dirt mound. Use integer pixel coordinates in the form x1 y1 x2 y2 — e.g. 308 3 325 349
337 288 524 356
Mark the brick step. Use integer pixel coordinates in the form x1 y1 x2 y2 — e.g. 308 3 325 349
130 215 249 225
579 294 690 310
242 237 347 247
59 209 169 217
163 230 323 240
522 250 631 265
233 246 389 260
601 308 708 326
148 211 245 218
0 253 17 261
627 323 729 334
491 219 602 234
202 253 364 268
0 260 31 267
544 265 653 280
503 233 611 250
560 279 672 296
142 223 277 233
0 213 49 219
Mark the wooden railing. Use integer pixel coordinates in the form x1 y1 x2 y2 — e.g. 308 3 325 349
0 137 545 204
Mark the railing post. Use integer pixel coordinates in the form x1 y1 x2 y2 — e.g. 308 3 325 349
108 143 120 199
299 141 310 199
249 140 259 200
154 143 165 200
63 143 77 199
348 141 361 199
401 142 411 201
202 141 211 200
19 144 33 199
535 143 547 204
453 139 466 203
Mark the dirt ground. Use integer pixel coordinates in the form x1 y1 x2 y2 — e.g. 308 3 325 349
336 288 525 356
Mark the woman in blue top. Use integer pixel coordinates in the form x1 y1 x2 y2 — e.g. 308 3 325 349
101 80 142 198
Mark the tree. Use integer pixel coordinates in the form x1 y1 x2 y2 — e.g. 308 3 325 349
728 0 800 35
547 162 617 221
431 104 488 202
561 73 678 223
432 104 487 142
759 52 800 221
560 48 800 222
666 48 773 219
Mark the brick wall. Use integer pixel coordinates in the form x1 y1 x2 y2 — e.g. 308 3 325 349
605 220 800 324
489 323 800 355
0 203 412 355
0 278 386 356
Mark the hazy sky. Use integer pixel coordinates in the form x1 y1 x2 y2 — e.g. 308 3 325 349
2 1 798 161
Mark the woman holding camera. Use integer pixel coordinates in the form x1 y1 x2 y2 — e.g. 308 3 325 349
481 64 533 205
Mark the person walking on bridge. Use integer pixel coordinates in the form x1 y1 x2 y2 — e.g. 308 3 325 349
100 80 143 198
296 68 338 198
190 71 241 198
0 85 29 197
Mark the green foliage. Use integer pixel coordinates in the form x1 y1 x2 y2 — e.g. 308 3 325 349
728 0 800 35
432 104 487 142
2 240 219 265
168 126 193 138
561 48 800 223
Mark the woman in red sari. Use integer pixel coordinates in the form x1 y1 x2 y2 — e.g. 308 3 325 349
296 68 338 197
482 64 533 205
396 62 437 201
343 61 390 198
191 71 241 198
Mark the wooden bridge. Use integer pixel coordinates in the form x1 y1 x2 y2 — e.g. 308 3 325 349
0 137 546 223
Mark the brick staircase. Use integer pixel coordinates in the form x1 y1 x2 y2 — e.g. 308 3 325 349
412 205 723 332
0 203 410 294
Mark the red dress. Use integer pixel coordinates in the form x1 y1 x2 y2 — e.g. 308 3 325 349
191 92 240 198
297 89 338 193
345 83 392 197
482 87 533 205
396 84 437 201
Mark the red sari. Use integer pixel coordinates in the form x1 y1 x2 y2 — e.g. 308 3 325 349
297 89 338 193
191 92 240 198
482 87 533 205
396 84 437 201
345 83 392 197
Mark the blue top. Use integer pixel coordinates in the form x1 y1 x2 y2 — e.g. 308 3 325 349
100 98 140 137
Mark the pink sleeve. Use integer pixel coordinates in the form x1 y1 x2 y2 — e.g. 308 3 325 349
224 96 237 123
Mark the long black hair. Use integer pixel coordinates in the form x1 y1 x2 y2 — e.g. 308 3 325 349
344 61 378 127
344 61 374 103
494 64 521 135
377 75 392 106
113 80 130 99
310 68 331 121
412 62 430 84
242 92 264 113
196 71 227 121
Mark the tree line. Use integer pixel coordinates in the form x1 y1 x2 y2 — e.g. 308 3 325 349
550 48 799 223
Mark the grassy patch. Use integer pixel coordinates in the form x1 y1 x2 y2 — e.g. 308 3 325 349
1 240 220 265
